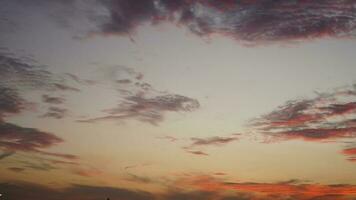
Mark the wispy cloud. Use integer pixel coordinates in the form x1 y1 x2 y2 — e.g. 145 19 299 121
156 136 178 142
0 86 27 120
0 50 79 92
42 95 65 105
7 167 25 172
190 136 238 147
41 107 68 119
185 150 209 156
341 146 356 162
0 122 77 161
79 66 199 125
182 135 239 156
251 85 356 143
71 167 102 177
126 173 154 184
0 151 14 160
0 68 78 162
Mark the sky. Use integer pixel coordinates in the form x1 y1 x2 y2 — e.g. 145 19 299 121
1 0 356 200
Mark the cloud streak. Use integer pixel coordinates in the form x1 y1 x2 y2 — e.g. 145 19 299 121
190 136 238 147
42 95 65 105
41 107 68 119
93 0 356 43
0 86 26 120
251 85 356 143
0 122 77 160
80 66 199 125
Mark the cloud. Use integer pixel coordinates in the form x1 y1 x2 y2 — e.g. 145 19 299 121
0 50 81 93
0 69 78 163
341 147 356 162
162 191 215 200
4 1 356 43
0 86 26 120
185 150 209 156
8 167 25 172
0 50 83 122
156 136 178 142
42 95 65 104
190 136 238 147
80 66 199 125
92 0 356 43
182 135 239 156
41 107 68 119
65 73 96 85
0 122 77 161
126 173 154 184
0 151 14 160
251 85 356 142
53 83 80 92
172 174 356 200
21 161 57 171
2 178 356 200
79 94 199 125
0 51 52 89
0 182 154 200
71 167 102 177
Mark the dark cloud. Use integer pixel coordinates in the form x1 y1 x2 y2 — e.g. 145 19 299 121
0 122 63 151
0 182 63 200
0 51 80 92
116 79 132 84
80 66 199 125
0 51 52 89
42 95 65 104
190 136 238 147
0 69 78 162
93 0 356 43
7 167 25 172
182 135 238 156
80 94 199 125
163 191 216 200
268 127 356 142
64 184 155 200
0 151 14 160
185 150 209 156
2 179 356 200
41 107 68 119
252 99 319 128
0 122 77 160
0 86 26 120
53 83 80 92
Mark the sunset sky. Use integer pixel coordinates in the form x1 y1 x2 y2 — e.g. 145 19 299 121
1 1 356 200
